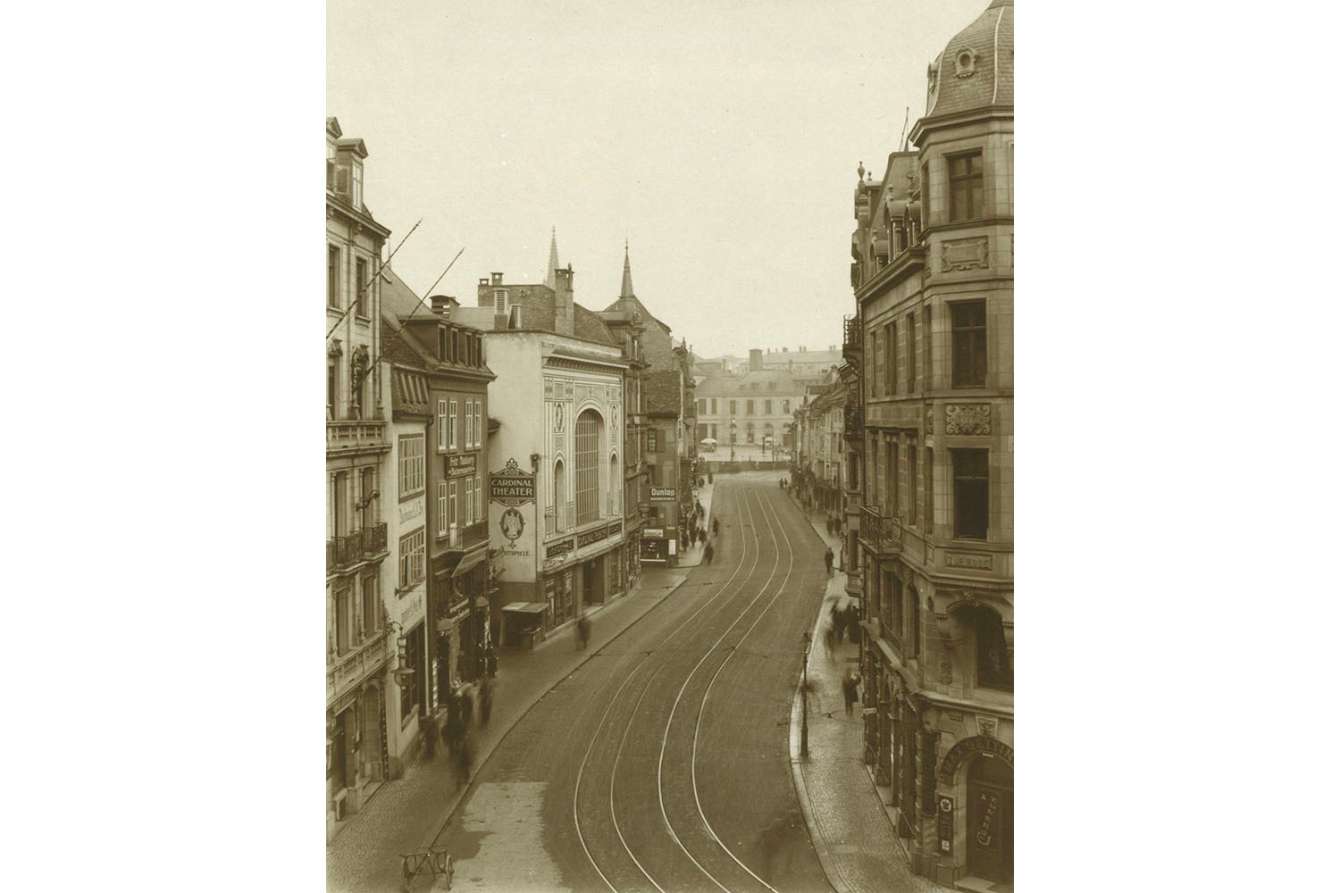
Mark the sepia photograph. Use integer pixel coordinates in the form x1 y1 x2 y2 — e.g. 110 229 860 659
13 2 1337 892
326 2 1011 890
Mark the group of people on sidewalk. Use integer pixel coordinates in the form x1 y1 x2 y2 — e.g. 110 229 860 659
419 657 498 786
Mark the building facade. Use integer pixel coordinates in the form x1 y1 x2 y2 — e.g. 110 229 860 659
851 1 1014 886
600 245 697 565
794 373 847 517
695 350 804 457
459 265 634 643
380 272 496 770
326 117 393 834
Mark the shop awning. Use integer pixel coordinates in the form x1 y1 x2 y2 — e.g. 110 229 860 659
501 602 547 615
452 549 487 578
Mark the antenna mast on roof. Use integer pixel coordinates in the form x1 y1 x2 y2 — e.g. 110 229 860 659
899 107 911 152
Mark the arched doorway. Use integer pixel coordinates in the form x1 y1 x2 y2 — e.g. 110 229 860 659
967 753 1013 882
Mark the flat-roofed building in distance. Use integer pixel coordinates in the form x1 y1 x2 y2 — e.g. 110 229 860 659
850 1 1013 886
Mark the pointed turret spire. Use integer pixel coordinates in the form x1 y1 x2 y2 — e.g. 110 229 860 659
619 238 635 299
543 227 560 289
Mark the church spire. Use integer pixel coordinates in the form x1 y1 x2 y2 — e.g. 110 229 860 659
619 238 635 299
543 227 560 290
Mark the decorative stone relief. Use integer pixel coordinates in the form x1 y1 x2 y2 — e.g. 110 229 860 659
925 404 935 436
945 403 991 435
976 716 998 739
941 236 989 272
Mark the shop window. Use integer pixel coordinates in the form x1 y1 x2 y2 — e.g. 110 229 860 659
951 300 987 388
952 449 989 540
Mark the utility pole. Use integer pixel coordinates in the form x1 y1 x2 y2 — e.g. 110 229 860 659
801 630 812 758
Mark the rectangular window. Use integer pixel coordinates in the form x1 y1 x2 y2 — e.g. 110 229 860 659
335 587 351 653
952 449 989 540
729 399 736 416
867 332 877 399
355 257 369 318
436 400 447 452
765 399 772 415
907 440 918 526
923 305 933 388
333 471 348 536
886 322 897 395
360 467 376 529
437 482 448 536
398 528 425 588
697 399 707 414
920 162 930 228
327 362 337 419
361 574 378 639
448 400 458 449
327 245 340 308
951 301 988 387
474 401 482 447
924 448 934 530
474 476 483 523
783 399 790 414
398 435 424 497
887 439 898 515
746 399 755 416
710 398 717 414
448 481 458 529
647 430 658 452
906 313 916 392
948 150 984 222
465 479 474 529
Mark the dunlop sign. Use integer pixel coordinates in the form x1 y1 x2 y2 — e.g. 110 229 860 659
650 487 676 502
490 458 535 506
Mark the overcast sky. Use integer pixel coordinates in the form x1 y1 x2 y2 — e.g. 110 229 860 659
327 0 991 358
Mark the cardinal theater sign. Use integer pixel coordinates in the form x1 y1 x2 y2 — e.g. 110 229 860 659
489 458 535 505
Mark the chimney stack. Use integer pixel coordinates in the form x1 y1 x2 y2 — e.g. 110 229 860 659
553 264 574 336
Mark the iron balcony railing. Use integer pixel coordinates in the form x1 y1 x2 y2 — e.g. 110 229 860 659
361 522 388 555
859 504 902 554
326 522 388 574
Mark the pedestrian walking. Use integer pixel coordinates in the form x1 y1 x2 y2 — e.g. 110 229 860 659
704 541 715 565
421 709 439 760
478 676 493 728
842 672 858 716
455 728 474 785
460 685 474 729
712 518 719 536
485 645 498 679
824 546 834 576
576 613 591 650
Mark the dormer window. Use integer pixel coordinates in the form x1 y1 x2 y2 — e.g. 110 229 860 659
509 305 522 329
351 160 364 208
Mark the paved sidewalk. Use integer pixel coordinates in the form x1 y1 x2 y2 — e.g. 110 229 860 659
788 509 951 893
674 478 715 568
327 566 690 893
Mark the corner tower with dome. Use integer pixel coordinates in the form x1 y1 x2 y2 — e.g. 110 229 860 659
850 0 1013 887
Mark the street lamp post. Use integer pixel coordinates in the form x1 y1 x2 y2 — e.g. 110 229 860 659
801 630 812 758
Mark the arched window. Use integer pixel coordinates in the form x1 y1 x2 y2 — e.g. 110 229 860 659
958 604 1011 691
609 453 620 516
553 459 566 531
575 410 602 526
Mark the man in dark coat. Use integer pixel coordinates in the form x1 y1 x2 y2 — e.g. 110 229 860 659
824 546 834 576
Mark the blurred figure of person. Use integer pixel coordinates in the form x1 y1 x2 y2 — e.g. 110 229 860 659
455 728 474 786
704 541 715 565
842 672 859 716
421 709 439 760
576 613 591 650
824 546 834 576
485 645 498 679
712 518 720 536
478 675 493 728
460 684 474 729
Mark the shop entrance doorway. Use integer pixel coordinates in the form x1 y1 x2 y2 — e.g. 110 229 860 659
967 754 1013 882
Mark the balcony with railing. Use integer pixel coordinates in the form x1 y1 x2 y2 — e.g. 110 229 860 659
859 504 902 555
326 631 389 707
326 522 388 574
444 520 488 552
326 418 388 455
842 315 861 361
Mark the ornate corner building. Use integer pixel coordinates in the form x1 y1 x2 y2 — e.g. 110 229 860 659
850 1 1013 886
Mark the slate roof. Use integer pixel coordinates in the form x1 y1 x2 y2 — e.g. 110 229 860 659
643 369 684 414
926 0 1012 118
